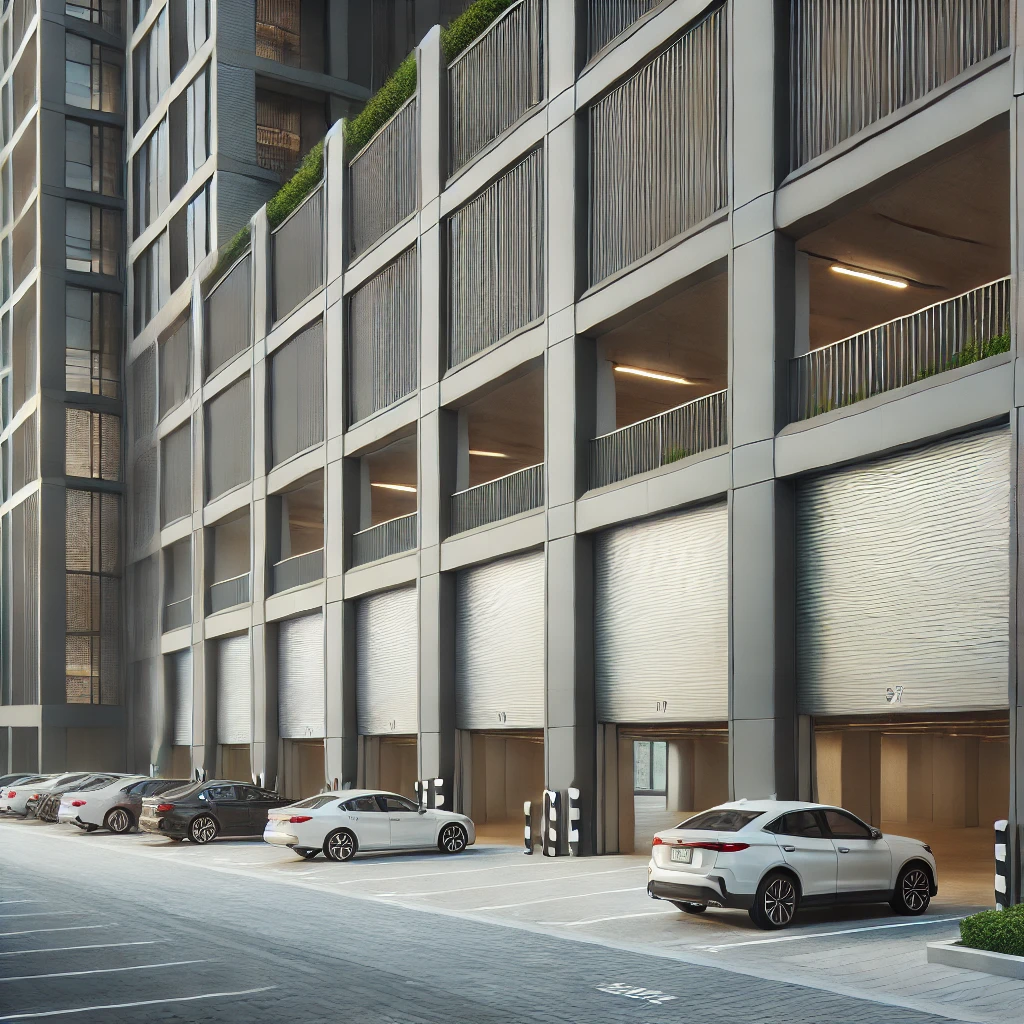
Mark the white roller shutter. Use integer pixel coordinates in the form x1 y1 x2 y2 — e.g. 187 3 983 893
595 504 728 723
356 587 418 735
216 633 252 744
168 649 192 747
278 612 325 739
797 427 1010 715
456 550 544 730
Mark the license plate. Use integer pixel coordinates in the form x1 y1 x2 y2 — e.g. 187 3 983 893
670 847 693 864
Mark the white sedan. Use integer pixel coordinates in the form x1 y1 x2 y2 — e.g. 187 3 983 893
647 800 937 930
1 773 91 817
57 775 149 832
264 790 476 861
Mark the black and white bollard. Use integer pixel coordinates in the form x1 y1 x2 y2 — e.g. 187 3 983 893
567 787 581 856
995 819 1010 910
415 777 448 810
543 789 561 857
524 801 533 854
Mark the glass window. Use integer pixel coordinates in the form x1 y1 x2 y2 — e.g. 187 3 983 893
65 408 120 481
186 183 208 274
677 808 764 832
186 66 209 179
294 794 337 809
133 8 168 130
65 202 121 276
206 785 236 801
65 35 123 113
133 117 167 235
383 795 418 813
766 811 825 838
823 809 873 840
133 231 169 332
65 285 121 397
65 120 123 197
67 0 122 35
344 796 381 812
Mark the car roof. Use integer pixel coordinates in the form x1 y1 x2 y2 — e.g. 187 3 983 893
697 800 848 817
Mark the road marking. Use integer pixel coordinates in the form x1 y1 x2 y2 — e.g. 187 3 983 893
598 982 676 1006
0 913 74 920
0 941 161 958
0 926 107 939
553 909 679 927
391 867 641 899
468 886 644 912
0 959 208 983
696 916 964 952
0 902 39 906
333 862 626 886
0 986 277 1020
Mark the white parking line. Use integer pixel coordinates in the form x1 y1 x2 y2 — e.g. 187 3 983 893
552 909 680 927
333 862 582 885
0 941 161 958
468 886 645 912
0 986 277 1020
695 916 964 952
0 926 106 939
0 959 208 983
0 902 39 907
389 867 641 899
0 913 73 920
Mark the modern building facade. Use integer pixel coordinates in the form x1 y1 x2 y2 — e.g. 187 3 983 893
1 0 1022 898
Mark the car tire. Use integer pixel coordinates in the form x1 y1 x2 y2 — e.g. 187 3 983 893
104 808 134 835
167 836 184 842
295 848 318 859
749 871 799 930
188 815 218 844
672 902 707 914
324 829 357 862
438 823 468 854
890 863 932 916
83 824 98 833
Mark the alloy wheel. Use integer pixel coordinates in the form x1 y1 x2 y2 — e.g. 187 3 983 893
902 868 930 911
327 832 355 861
763 877 796 926
191 815 217 844
107 809 131 834
440 824 466 853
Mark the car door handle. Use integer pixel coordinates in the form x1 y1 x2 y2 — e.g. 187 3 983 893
390 817 400 822
838 846 850 853
782 845 796 852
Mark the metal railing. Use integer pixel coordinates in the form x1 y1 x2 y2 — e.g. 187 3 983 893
352 513 417 567
163 597 191 632
791 277 1011 422
271 548 323 594
586 0 661 59
272 185 324 322
350 95 417 257
448 0 543 174
450 464 544 536
205 253 252 377
790 0 1009 169
590 390 728 489
207 572 250 615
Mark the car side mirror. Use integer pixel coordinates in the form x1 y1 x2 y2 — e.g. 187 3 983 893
417 806 426 815
870 828 882 840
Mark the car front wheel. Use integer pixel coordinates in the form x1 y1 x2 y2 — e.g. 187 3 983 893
105 808 134 834
439 823 468 854
750 871 799 930
890 864 931 915
324 829 357 862
189 815 218 844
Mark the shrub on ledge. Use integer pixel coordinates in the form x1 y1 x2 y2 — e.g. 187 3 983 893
959 904 1024 958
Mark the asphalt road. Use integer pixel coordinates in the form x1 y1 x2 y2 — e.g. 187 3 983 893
0 819 966 1023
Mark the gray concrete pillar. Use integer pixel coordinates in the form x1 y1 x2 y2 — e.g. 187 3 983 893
933 735 980 828
666 740 694 813
324 599 357 789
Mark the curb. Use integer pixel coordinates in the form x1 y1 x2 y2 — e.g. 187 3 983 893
926 939 1024 980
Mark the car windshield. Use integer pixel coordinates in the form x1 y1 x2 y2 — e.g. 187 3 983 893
677 808 765 832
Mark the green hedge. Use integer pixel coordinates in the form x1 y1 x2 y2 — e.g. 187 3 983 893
960 904 1024 958
441 0 518 62
266 139 323 230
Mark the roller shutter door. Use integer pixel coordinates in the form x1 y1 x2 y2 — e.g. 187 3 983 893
356 587 418 735
278 612 325 739
456 550 544 730
168 649 192 747
216 633 252 744
595 504 728 723
797 427 1010 715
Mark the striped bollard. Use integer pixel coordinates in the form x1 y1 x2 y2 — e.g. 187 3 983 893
543 789 560 857
415 778 448 810
567 787 581 856
995 819 1010 909
524 801 533 854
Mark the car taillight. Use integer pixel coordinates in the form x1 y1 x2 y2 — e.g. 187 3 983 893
71 800 86 807
682 841 750 853
652 836 665 846
288 815 312 824
155 803 175 813
6 792 14 798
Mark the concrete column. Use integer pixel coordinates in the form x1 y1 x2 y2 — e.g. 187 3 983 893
594 340 616 436
907 735 935 822
324 599 357 788
666 740 694 813
933 736 980 828
881 735 910 822
456 409 470 491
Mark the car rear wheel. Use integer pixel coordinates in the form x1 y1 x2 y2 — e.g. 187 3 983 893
295 848 318 859
672 902 707 914
189 815 218 844
750 871 799 930
439 823 468 854
890 863 931 915
104 808 134 834
324 829 357 862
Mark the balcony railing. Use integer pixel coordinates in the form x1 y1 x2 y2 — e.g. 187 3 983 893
163 597 191 632
272 185 323 322
207 572 250 615
448 0 543 174
352 513 417 567
586 0 660 60
205 253 252 377
590 390 728 489
790 0 1009 169
350 95 417 257
450 464 544 536
790 277 1011 422
271 548 323 594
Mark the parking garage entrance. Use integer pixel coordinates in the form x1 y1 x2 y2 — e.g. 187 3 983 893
359 735 417 800
599 723 729 854
811 712 1008 905
456 730 544 846
219 744 251 783
279 739 325 801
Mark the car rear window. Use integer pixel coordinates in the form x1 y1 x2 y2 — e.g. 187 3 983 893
677 809 764 832
293 795 339 809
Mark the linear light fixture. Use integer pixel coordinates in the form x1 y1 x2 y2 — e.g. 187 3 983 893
468 450 509 458
370 482 417 493
830 264 908 289
614 365 700 385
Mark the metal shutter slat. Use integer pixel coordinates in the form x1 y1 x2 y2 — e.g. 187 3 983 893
355 586 418 735
595 503 728 722
170 649 192 747
216 634 252 744
456 551 545 730
278 612 325 739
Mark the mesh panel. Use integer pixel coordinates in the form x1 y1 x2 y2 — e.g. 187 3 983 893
131 346 157 442
271 320 323 466
12 413 38 491
65 409 122 480
130 555 160 660
100 576 120 704
131 446 158 555
65 635 94 703
65 408 92 477
205 375 251 500
100 412 121 479
160 423 192 526
65 489 93 571
205 255 252 376
159 317 191 417
101 492 120 574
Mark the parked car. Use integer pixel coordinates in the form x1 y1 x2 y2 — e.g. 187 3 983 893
60 777 190 833
2 774 93 817
0 774 51 812
139 781 290 843
263 790 477 861
30 774 130 821
647 800 937 930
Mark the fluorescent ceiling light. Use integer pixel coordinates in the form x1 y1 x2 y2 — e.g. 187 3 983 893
830 264 908 289
370 482 416 493
469 450 509 458
614 365 699 384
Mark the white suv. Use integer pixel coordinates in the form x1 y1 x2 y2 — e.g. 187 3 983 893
647 800 937 929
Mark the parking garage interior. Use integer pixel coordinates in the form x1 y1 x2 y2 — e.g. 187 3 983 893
359 433 417 527
360 734 417 800
279 738 325 800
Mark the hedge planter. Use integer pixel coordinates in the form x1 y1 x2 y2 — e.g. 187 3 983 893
926 939 1024 981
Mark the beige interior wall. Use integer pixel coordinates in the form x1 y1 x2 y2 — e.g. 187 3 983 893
815 731 843 807
469 734 543 824
979 738 1010 828
219 743 252 782
379 736 417 798
279 739 325 800
693 738 729 810
617 733 634 854
169 745 192 780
